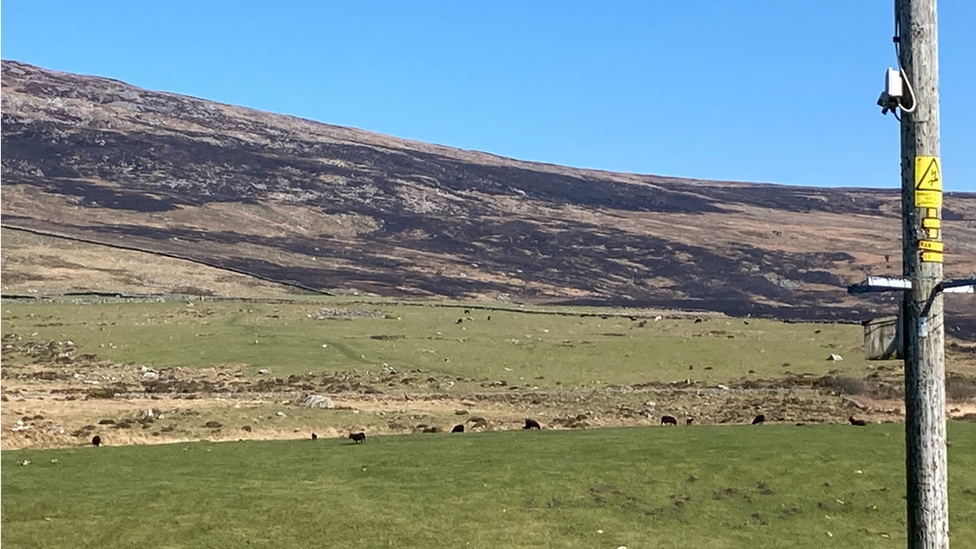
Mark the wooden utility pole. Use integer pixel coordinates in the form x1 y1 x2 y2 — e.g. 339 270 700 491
897 0 949 547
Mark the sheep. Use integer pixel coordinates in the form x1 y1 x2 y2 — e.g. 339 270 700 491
451 424 465 433
752 414 766 425
348 432 366 443
523 418 541 430
849 416 867 427
311 433 318 440
92 435 101 447
661 415 678 426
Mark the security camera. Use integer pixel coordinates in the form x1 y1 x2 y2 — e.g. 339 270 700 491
878 68 904 115
878 91 899 115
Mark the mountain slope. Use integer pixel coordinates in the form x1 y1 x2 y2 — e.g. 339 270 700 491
2 60 974 334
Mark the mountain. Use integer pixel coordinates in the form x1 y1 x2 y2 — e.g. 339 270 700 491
2 60 975 336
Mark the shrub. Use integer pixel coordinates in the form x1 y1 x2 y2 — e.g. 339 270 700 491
947 374 976 402
814 375 866 396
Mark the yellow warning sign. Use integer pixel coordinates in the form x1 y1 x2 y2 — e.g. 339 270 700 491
915 156 943 208
922 218 941 229
915 157 942 190
918 240 944 252
921 251 944 263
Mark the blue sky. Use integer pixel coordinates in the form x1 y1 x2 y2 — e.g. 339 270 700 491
3 1 975 192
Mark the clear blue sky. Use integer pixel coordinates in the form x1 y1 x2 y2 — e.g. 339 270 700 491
3 1 975 192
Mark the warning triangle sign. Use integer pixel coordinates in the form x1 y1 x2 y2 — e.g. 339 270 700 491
915 157 942 191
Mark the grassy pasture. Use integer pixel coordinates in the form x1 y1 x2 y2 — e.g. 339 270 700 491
0 298 873 387
3 423 976 549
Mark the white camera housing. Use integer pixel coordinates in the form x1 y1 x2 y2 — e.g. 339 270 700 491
885 68 904 99
878 68 904 114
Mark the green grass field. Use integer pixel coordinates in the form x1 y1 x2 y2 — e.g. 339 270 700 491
1 299 872 386
3 423 976 549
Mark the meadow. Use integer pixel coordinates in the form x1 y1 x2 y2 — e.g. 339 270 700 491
2 297 975 547
3 423 976 549
0 297 874 387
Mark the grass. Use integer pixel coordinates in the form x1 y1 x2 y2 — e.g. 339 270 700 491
2 422 976 549
0 298 874 387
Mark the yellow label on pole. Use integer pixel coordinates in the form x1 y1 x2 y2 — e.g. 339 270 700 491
921 251 944 263
926 228 940 239
922 217 941 229
918 240 944 252
915 156 943 208
916 191 943 208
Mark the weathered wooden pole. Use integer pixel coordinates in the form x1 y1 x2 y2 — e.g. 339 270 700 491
896 0 949 547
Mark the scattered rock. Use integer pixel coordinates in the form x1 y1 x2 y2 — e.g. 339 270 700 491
301 395 334 409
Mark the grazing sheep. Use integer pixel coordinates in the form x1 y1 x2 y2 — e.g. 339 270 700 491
849 416 867 427
451 424 465 433
487 315 491 321
752 414 766 425
92 435 101 447
661 415 678 426
456 318 463 324
686 418 694 425
348 432 366 443
464 309 471 314
523 418 541 430
311 433 318 440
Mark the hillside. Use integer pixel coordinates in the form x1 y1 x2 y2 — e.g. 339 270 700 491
2 60 974 335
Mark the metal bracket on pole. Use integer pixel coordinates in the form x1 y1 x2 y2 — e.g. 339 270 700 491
847 277 976 295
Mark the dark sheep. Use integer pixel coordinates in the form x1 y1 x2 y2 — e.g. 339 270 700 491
752 414 766 425
456 318 463 324
686 418 694 425
464 309 471 314
849 416 867 427
661 415 678 426
348 432 366 443
311 433 318 440
451 424 465 433
694 318 703 324
487 315 491 321
92 435 101 447
523 418 541 430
